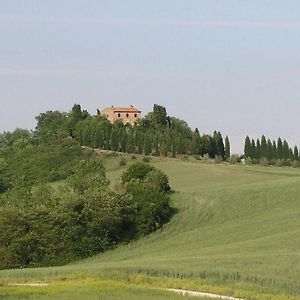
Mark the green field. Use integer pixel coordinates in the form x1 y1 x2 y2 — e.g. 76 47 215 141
1 156 300 299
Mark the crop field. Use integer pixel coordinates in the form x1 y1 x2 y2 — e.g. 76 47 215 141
1 155 300 299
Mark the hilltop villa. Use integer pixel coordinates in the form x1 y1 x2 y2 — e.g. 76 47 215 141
100 105 141 125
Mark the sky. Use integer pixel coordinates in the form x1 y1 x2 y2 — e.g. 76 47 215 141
1 1 300 153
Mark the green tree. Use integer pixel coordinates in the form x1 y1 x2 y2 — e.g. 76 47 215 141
224 136 230 160
144 135 152 155
277 138 283 159
68 158 109 194
152 104 168 126
244 136 252 158
282 140 290 160
191 128 201 155
256 139 261 160
261 135 267 158
251 139 256 160
294 146 299 161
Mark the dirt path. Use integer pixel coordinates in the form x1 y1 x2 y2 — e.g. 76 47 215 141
8 283 50 287
167 288 246 300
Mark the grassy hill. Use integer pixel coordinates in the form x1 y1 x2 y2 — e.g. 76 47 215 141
1 155 300 299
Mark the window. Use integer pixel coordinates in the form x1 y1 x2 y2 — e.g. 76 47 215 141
118 113 121 118
134 113 137 118
126 113 129 118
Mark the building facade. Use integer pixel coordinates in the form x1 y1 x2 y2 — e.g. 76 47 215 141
100 106 141 125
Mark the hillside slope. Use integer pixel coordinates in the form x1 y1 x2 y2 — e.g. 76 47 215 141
1 158 300 299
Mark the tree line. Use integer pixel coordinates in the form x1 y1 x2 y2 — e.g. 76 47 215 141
34 103 230 159
244 135 299 166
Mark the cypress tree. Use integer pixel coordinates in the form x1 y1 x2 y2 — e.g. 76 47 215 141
282 140 290 160
251 139 256 160
261 135 267 158
217 132 225 158
224 136 230 160
144 134 152 155
256 139 261 160
191 128 201 155
126 131 135 153
120 128 127 152
267 139 273 161
277 138 283 159
244 136 252 158
110 128 119 151
289 148 294 161
294 146 299 161
272 140 277 160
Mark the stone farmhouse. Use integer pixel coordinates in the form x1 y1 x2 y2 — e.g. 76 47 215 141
100 105 141 125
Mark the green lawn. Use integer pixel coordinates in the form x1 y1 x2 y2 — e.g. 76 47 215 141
1 157 300 299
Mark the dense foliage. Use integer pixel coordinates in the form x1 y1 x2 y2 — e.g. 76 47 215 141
0 146 172 269
32 104 230 159
244 135 300 166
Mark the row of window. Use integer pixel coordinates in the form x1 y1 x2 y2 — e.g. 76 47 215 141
117 113 138 118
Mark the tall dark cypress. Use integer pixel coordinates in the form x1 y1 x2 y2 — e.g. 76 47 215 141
277 138 283 159
282 140 290 160
261 135 267 158
267 139 273 161
217 132 225 158
251 139 256 159
191 128 201 155
244 136 252 158
294 146 299 161
272 140 277 160
256 139 261 160
224 136 230 160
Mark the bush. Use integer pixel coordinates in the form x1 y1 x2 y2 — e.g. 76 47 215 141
202 154 209 160
68 158 109 194
119 158 127 166
214 156 223 164
131 155 137 160
292 160 300 168
121 162 154 183
244 157 253 165
275 159 283 167
142 156 151 163
228 154 240 164
143 169 171 193
284 159 292 166
260 157 269 166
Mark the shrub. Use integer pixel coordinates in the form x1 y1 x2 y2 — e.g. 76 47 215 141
121 162 154 183
228 154 240 164
143 169 171 193
202 154 209 160
244 158 253 165
275 159 283 167
142 156 151 163
284 159 292 166
260 157 269 166
119 158 127 166
292 160 300 168
214 156 223 164
68 158 109 194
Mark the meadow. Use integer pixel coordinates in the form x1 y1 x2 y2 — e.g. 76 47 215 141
1 155 300 299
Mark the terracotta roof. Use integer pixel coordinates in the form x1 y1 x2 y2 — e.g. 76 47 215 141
104 106 141 113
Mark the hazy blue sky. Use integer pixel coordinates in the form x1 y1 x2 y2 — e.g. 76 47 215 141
1 1 300 152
